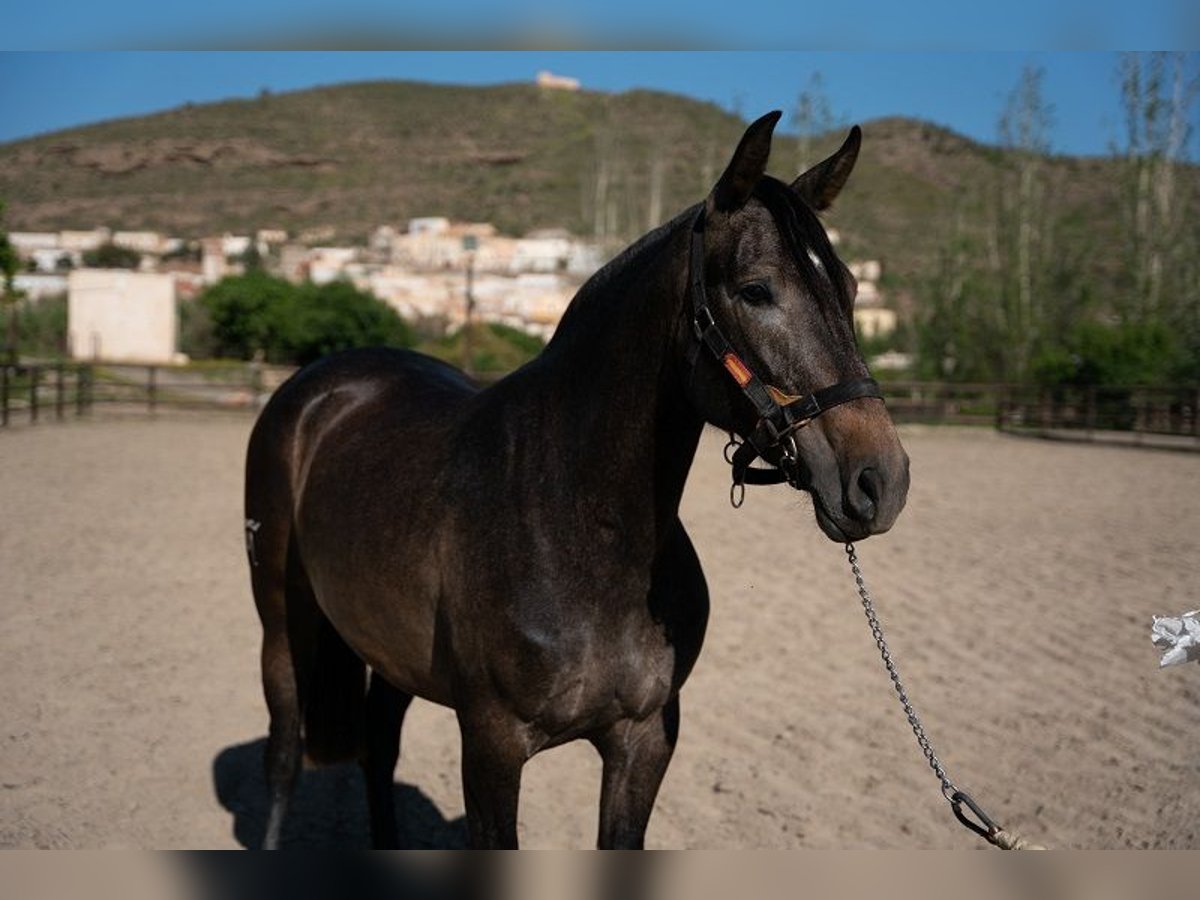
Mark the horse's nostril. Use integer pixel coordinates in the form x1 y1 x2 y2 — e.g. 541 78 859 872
859 467 882 506
848 467 881 522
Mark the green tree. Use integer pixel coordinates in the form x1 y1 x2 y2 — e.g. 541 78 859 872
16 294 67 357
1032 320 1185 387
195 273 413 366
916 184 1011 382
280 280 413 367
419 321 544 374
198 272 296 361
1113 53 1199 380
1 200 22 361
82 242 142 269
239 241 264 273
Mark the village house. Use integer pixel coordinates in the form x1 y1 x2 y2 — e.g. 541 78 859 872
67 269 178 364
24 208 896 354
536 71 581 91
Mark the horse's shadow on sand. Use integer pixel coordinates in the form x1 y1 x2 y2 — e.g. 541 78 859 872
213 737 467 849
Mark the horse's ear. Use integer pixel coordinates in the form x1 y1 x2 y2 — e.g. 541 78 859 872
707 110 782 215
791 125 862 211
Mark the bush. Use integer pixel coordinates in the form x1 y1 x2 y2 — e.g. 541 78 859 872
419 321 545 374
16 294 67 357
193 274 413 366
281 280 413 367
82 243 141 269
1031 320 1188 387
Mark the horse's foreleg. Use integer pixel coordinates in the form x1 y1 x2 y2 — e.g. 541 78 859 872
360 671 412 849
457 709 528 848
592 696 680 849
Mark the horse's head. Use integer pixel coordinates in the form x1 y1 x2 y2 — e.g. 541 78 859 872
682 111 909 541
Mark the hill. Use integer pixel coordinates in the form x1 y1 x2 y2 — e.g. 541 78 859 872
1 79 1194 309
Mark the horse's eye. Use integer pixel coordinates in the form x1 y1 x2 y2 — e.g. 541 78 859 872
738 283 772 305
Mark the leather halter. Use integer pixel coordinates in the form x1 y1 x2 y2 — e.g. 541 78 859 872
687 207 883 500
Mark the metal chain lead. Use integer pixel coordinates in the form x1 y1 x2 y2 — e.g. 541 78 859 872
843 543 1045 849
844 542 957 803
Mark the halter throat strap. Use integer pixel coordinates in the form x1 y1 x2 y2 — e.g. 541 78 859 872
687 208 883 495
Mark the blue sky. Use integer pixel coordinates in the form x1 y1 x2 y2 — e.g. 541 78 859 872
3 1 1196 51
3 52 1192 158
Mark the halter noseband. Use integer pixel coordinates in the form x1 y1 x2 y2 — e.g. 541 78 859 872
687 208 883 505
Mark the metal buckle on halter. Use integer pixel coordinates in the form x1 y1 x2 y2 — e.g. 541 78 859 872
692 306 716 342
778 433 803 488
780 432 799 466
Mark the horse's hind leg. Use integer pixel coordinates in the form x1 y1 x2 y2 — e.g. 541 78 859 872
591 696 680 849
260 625 302 850
251 512 319 848
360 671 412 848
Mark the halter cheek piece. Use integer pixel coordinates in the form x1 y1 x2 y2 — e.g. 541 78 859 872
687 209 884 507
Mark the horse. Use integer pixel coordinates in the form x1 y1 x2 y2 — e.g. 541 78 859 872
243 111 910 849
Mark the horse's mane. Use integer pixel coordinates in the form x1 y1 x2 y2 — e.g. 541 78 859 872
545 177 847 358
544 205 698 356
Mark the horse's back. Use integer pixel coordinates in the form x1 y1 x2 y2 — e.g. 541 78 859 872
248 346 474 489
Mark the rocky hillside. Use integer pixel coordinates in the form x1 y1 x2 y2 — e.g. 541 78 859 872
2 80 1193 306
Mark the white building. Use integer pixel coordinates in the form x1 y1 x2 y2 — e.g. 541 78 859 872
408 217 450 236
112 231 165 255
256 228 289 246
308 247 359 285
854 306 897 339
59 229 110 253
220 234 252 258
30 248 77 273
68 269 177 363
9 232 60 255
201 237 228 284
510 231 573 274
15 273 69 300
536 71 581 91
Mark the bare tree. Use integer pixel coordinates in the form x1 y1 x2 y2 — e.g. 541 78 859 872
1114 53 1198 331
790 72 838 174
995 65 1055 380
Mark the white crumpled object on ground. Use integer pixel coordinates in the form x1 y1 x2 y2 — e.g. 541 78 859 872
1151 611 1200 668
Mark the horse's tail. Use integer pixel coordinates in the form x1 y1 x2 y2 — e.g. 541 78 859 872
301 607 367 765
247 384 367 770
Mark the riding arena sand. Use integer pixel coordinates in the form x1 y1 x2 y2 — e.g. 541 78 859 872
2 415 1197 848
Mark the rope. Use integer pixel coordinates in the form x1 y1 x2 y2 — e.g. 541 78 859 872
989 829 1047 851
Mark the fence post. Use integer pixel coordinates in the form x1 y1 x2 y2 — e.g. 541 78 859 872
1133 391 1144 444
75 366 85 417
29 365 39 424
1085 385 1096 439
148 365 157 416
1 364 8 427
55 363 65 421
1194 389 1200 446
250 360 263 412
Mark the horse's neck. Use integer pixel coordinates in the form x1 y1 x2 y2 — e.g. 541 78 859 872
534 217 704 530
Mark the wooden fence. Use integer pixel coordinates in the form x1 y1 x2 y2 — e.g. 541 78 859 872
3 364 1198 451
994 383 1200 451
0 362 295 426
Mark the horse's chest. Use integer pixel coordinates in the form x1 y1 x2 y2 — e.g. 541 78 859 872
490 594 682 736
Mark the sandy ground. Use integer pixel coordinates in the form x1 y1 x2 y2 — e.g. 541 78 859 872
1 415 1198 849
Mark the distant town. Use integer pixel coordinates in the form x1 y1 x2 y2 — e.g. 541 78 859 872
7 217 893 366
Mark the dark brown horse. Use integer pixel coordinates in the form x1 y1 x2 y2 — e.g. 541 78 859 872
244 112 909 849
